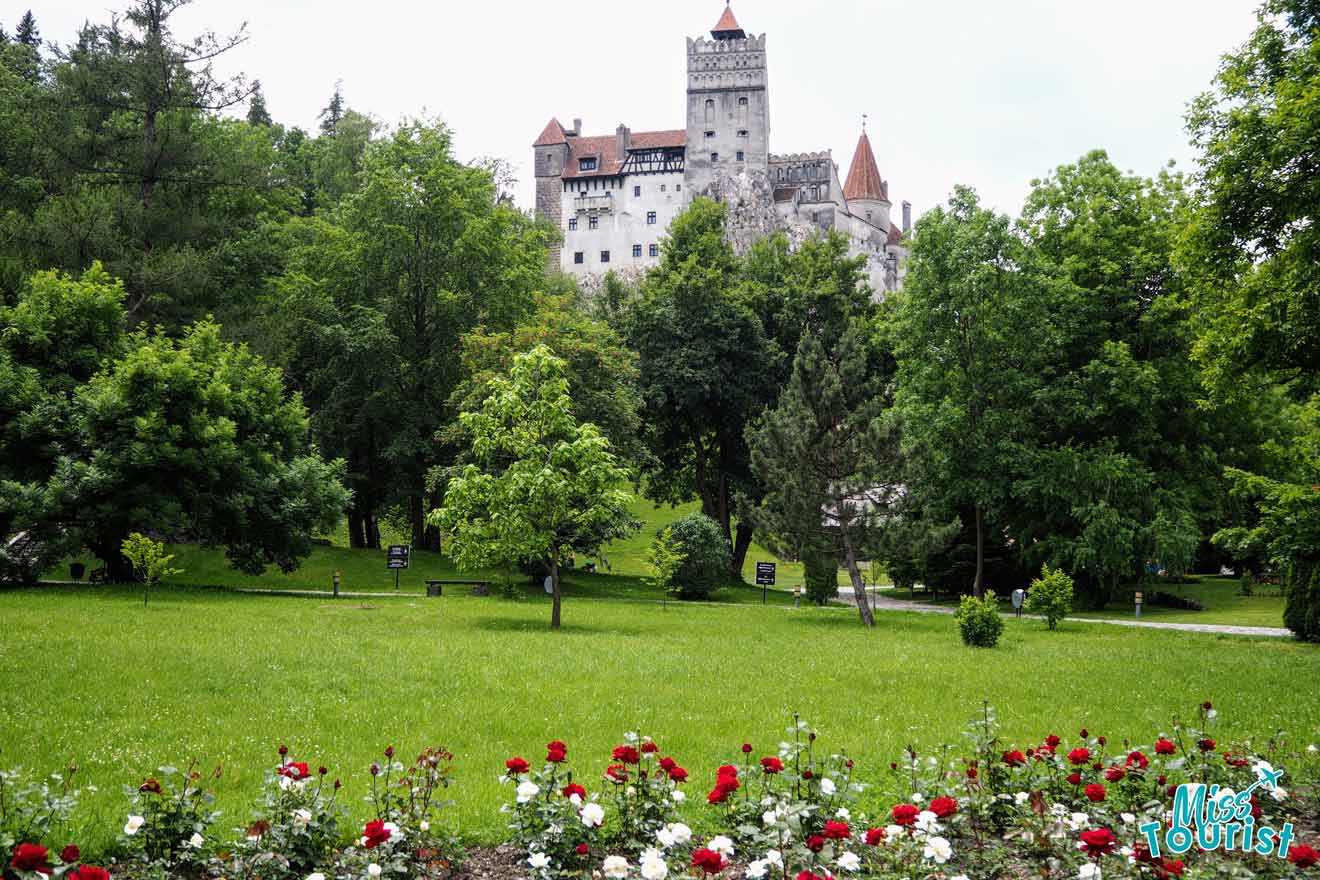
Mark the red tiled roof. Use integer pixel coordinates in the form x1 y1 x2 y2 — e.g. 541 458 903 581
843 130 888 202
562 129 686 178
712 4 745 38
533 118 567 147
888 223 904 244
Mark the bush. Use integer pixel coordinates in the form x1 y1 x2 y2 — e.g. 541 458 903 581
1024 565 1074 630
802 544 839 605
1284 559 1320 642
667 513 730 600
954 591 1005 647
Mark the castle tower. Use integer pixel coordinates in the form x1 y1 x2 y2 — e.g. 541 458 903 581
533 117 572 268
683 3 769 197
843 126 892 237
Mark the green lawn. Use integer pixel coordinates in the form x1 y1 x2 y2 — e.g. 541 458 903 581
879 576 1286 628
1 582 1316 859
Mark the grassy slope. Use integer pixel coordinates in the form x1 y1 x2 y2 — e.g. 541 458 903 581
2 582 1317 856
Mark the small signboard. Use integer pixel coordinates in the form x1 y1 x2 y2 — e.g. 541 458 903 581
386 545 410 570
1011 589 1025 609
755 562 776 586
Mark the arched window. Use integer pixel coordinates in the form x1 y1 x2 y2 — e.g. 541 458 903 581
738 96 748 125
704 99 715 123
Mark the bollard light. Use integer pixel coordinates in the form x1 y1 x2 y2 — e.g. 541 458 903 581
333 569 341 599
1134 590 1143 618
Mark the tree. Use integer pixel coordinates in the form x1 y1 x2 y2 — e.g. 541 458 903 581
14 11 37 47
629 198 780 579
121 532 183 606
644 526 685 597
58 319 349 581
430 346 636 629
892 186 1053 597
747 323 898 626
246 86 272 126
319 82 345 135
1023 565 1074 630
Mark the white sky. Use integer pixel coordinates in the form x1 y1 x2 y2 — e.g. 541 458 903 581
27 0 1260 221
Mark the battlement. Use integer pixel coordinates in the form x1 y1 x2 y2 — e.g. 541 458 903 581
687 33 766 55
770 151 832 163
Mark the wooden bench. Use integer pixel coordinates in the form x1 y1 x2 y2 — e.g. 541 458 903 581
425 580 490 597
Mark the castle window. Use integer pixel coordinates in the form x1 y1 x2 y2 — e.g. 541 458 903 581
647 211 657 225
634 185 641 197
649 244 659 257
568 218 577 231
579 157 597 172
705 130 716 139
589 215 598 230
600 250 610 263
738 129 748 138
738 96 748 124
865 211 872 221
675 184 681 192
704 99 715 123
574 251 584 264
633 244 643 258
660 184 666 192
736 151 745 162
711 152 719 163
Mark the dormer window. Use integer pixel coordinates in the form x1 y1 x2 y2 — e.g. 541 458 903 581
579 157 598 172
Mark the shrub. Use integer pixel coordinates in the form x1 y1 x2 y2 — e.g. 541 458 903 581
954 592 1004 647
1285 559 1320 642
229 749 345 880
644 526 685 596
120 762 220 873
1024 565 1074 630
667 513 730 600
802 543 840 605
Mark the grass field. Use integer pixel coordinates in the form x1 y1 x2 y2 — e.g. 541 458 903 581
1 581 1316 858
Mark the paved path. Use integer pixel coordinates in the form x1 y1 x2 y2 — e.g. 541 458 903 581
834 587 1292 638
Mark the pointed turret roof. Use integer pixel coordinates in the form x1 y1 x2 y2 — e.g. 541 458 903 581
533 117 567 147
843 129 888 202
711 3 746 39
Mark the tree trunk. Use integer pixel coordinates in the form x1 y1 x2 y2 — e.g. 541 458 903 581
841 529 875 627
730 522 754 582
409 494 426 547
92 537 136 583
348 508 366 549
973 504 985 598
550 555 562 630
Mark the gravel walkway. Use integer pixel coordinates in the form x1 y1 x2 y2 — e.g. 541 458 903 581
835 587 1293 638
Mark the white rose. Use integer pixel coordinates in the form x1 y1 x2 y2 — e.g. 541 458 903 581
1309 744 1318 754
293 809 312 825
820 777 837 795
837 851 861 872
922 835 953 863
707 835 734 856
914 810 941 834
764 850 783 867
187 832 204 849
1079 864 1101 880
910 790 923 803
641 854 668 880
419 820 430 831
516 781 541 803
762 810 779 827
383 821 402 840
569 792 583 806
580 802 605 828
306 874 326 880
124 815 145 835
1014 791 1030 805
745 860 768 879
1120 812 1136 824
884 824 903 840
666 822 692 845
835 807 850 820
367 864 382 878
1271 786 1289 802
1068 812 1090 831
527 851 552 870
603 855 630 878
670 790 686 803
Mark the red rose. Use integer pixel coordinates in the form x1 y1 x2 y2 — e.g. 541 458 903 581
707 786 731 804
576 844 589 856
1079 827 1117 857
139 778 162 793
823 820 851 839
864 827 885 846
1223 752 1249 767
612 745 640 765
1157 860 1186 877
1105 766 1126 782
667 766 688 783
760 756 784 774
1202 701 1213 711
10 844 50 873
966 766 979 779
59 846 80 864
929 796 958 818
659 757 677 772
70 868 109 880
1098 736 1107 746
362 819 392 849
1154 738 1176 755
278 762 311 780
1157 774 1167 785
1249 796 1261 819
890 803 919 826
1045 734 1061 749
1067 748 1091 766
641 742 659 754
796 874 824 880
605 764 629 784
278 744 288 756
805 834 826 852
1079 728 1089 738
562 782 587 799
505 757 530 774
802 770 813 779
1288 844 1320 869
741 743 753 754
1085 783 1107 802
546 748 566 763
1125 750 1149 770
716 764 738 780
1067 772 1082 786
547 740 568 753
691 848 728 874
1002 750 1027 767
1197 738 1216 752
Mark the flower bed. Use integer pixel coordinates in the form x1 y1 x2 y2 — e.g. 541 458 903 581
2 704 1318 879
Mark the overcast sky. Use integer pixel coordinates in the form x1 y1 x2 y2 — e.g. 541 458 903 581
26 0 1260 221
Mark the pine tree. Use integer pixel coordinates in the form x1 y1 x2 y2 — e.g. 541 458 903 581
0 22 9 43
246 86 272 126
15 10 38 46
318 82 345 135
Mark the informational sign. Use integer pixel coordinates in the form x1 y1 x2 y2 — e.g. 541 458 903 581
386 544 410 570
1011 588 1025 618
755 562 776 586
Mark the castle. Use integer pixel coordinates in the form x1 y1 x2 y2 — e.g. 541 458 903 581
532 3 909 295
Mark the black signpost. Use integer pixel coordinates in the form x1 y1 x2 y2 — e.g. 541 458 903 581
755 561 776 604
386 544 409 591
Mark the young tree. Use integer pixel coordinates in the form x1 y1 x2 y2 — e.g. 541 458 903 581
430 346 636 629
246 86 273 126
319 82 345 135
747 323 898 626
14 11 37 47
121 532 183 606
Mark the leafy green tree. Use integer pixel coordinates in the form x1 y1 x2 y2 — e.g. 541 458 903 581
747 323 897 626
644 526 685 597
666 511 732 600
121 532 182 605
1023 565 1074 630
319 82 345 135
246 86 273 126
892 186 1054 597
430 346 636 629
629 198 780 579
